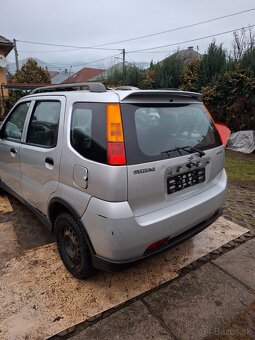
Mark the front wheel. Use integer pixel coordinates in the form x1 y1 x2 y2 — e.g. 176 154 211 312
54 212 93 279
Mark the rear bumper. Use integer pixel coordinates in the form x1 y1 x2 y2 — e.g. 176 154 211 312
91 208 222 271
81 169 227 268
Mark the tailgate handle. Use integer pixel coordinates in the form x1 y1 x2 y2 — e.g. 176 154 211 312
45 157 54 166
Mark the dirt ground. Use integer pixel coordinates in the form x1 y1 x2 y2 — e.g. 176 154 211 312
0 195 53 274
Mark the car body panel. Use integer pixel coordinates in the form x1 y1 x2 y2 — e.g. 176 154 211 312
20 96 66 214
0 139 23 194
0 99 33 195
126 146 224 217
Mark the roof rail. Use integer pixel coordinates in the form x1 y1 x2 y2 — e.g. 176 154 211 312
157 88 180 91
30 82 107 94
114 86 139 91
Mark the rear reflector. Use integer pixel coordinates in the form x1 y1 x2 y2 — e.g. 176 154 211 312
145 237 169 252
106 103 126 165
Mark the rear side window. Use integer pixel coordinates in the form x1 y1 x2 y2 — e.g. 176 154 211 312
71 102 107 164
121 103 222 165
26 101 61 147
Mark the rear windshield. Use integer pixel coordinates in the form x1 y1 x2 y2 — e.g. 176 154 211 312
121 103 222 165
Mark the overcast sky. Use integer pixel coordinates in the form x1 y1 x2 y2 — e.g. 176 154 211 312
1 0 255 70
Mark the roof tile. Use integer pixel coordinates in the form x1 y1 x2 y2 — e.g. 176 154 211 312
0 35 13 45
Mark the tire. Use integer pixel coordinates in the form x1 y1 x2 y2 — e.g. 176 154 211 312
0 187 6 196
54 212 93 279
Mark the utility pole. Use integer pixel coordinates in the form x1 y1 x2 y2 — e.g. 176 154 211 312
67 65 72 82
13 39 19 71
122 48 126 82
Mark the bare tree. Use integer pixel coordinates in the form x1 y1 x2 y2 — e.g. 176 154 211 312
232 26 255 60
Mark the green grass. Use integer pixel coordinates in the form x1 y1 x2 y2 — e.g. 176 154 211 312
225 156 255 182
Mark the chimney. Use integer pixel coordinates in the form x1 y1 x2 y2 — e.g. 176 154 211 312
188 46 193 50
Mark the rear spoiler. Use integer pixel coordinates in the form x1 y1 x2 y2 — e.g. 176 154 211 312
119 90 203 103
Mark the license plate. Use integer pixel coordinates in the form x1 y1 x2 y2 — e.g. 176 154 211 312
167 168 205 194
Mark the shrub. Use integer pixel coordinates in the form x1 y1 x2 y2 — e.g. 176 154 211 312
202 64 255 131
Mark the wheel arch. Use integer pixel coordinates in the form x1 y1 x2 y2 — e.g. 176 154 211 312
48 197 96 255
48 198 80 225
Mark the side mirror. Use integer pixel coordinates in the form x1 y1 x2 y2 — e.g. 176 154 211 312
215 122 231 147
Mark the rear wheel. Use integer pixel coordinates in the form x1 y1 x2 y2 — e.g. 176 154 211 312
54 212 93 279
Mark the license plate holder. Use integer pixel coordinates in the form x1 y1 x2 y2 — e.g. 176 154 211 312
167 168 205 194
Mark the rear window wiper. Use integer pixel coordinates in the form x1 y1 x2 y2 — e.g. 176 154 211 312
161 146 205 158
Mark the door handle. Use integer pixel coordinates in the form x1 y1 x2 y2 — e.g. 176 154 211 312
45 157 54 166
10 147 17 154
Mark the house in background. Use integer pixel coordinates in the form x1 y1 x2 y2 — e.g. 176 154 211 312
51 69 74 84
0 35 14 116
172 46 202 64
89 62 127 82
62 67 104 83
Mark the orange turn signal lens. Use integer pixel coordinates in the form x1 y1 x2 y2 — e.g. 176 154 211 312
106 103 126 165
107 103 124 142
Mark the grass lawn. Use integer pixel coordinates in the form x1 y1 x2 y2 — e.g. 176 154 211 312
225 151 255 182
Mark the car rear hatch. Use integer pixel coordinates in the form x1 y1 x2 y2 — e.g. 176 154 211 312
119 90 223 217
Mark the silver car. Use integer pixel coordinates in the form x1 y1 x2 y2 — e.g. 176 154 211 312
0 83 227 279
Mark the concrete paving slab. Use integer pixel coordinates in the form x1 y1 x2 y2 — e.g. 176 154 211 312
143 263 255 340
213 239 255 290
161 217 248 271
0 218 248 339
69 301 173 340
0 196 13 214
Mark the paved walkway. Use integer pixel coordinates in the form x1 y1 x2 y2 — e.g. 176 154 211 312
61 239 255 340
224 184 255 232
55 184 255 340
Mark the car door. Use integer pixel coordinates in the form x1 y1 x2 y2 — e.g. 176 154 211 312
0 101 31 196
20 96 66 215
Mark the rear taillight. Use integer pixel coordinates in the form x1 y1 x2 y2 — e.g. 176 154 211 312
106 103 126 165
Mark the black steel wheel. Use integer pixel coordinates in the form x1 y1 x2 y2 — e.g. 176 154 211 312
54 212 93 279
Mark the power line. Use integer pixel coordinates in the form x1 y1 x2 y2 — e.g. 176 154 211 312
10 53 122 71
19 48 82 53
16 8 255 54
16 39 121 51
68 53 123 67
130 49 179 54
125 53 141 68
128 24 255 53
90 8 255 47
